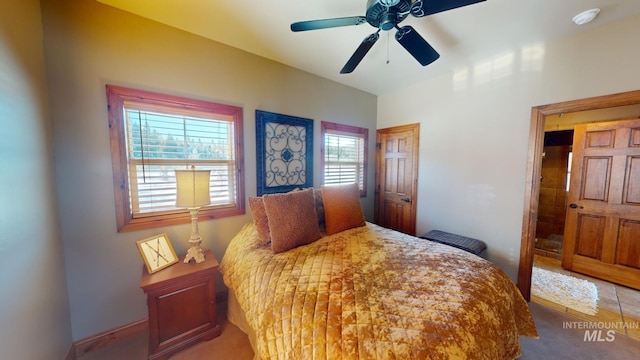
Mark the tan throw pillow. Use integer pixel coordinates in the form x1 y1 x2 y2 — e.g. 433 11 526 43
322 183 366 235
248 197 271 245
262 188 322 253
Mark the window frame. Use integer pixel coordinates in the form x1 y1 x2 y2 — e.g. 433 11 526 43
106 85 245 232
320 121 368 197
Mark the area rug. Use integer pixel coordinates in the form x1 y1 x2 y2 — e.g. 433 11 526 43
532 267 599 315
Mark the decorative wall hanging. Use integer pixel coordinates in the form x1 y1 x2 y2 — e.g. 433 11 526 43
136 233 178 274
256 110 313 195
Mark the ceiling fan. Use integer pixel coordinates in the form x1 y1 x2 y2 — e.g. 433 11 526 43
291 0 486 74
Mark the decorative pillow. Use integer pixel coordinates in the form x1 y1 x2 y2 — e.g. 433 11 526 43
262 188 322 253
322 183 366 235
313 188 326 232
248 197 271 245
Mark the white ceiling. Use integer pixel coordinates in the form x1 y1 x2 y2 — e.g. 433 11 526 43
97 0 640 95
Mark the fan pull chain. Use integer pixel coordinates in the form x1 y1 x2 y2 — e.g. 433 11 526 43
386 31 390 64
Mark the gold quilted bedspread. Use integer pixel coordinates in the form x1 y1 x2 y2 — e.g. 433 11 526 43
221 222 538 359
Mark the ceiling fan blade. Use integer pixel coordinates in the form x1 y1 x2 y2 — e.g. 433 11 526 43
395 26 440 66
340 32 380 74
291 16 367 32
411 0 485 17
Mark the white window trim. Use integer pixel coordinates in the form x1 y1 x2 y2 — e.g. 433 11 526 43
320 121 368 197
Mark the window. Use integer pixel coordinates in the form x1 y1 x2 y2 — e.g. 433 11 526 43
106 85 244 232
321 121 368 196
566 150 573 192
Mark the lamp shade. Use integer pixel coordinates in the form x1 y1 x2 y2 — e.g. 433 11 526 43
175 168 211 208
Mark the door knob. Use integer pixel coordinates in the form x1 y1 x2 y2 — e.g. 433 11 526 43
569 203 583 209
400 197 411 202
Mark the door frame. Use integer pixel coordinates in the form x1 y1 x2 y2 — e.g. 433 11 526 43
517 89 640 301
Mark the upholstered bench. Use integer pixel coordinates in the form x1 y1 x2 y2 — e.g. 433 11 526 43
419 230 487 258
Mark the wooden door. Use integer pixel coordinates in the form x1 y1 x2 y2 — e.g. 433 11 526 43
562 119 640 290
374 124 419 235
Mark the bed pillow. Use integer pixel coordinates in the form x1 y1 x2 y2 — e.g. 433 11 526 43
248 197 271 245
313 188 326 232
322 183 366 235
262 188 322 253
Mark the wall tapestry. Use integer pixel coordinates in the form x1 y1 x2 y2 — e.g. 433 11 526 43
256 110 313 195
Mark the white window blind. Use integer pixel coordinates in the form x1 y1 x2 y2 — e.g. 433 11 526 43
323 131 365 191
124 104 236 216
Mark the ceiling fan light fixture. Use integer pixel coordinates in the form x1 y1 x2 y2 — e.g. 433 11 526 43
291 0 486 73
379 0 401 6
572 8 600 25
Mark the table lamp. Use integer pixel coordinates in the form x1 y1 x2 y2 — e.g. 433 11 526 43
175 166 211 263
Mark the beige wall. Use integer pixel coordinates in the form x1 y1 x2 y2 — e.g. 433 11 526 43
377 13 640 280
0 0 72 358
41 0 376 340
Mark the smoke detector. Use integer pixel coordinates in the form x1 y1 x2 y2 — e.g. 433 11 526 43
573 8 600 25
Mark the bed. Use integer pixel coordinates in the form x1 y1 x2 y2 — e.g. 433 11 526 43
220 185 538 359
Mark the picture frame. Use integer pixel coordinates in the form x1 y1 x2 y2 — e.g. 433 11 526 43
136 233 179 274
256 110 313 195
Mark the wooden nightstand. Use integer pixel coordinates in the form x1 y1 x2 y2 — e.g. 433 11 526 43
140 250 221 360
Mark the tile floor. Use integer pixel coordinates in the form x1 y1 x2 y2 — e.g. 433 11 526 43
534 238 562 260
532 254 640 342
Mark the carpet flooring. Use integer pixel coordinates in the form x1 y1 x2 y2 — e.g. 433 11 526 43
520 302 639 359
79 301 639 360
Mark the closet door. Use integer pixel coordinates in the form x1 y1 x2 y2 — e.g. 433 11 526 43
374 123 419 235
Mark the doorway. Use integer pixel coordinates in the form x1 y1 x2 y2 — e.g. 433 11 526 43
518 89 640 301
533 130 573 259
374 123 419 235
